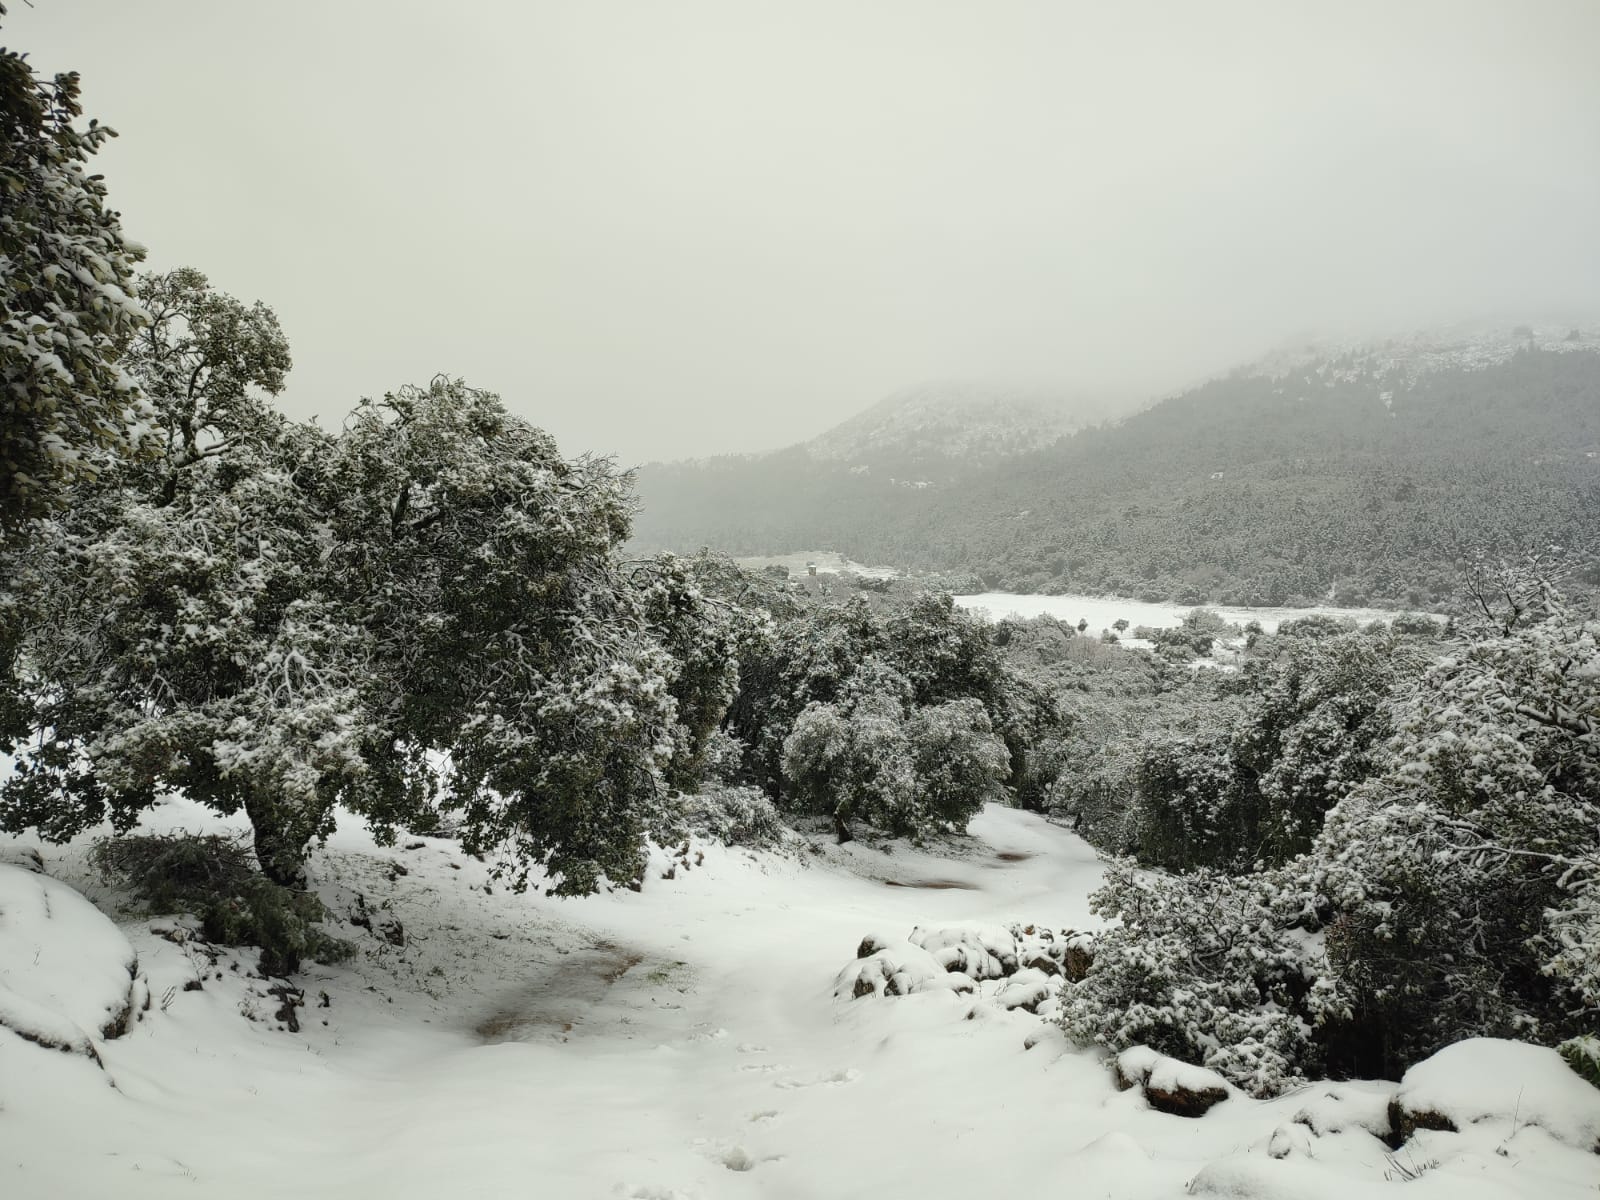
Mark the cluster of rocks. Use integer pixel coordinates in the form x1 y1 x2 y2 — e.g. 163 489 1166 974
834 922 1094 1015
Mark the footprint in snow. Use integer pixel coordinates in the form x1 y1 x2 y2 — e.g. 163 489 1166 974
738 1062 786 1073
735 1042 769 1053
698 1144 785 1173
776 1067 861 1089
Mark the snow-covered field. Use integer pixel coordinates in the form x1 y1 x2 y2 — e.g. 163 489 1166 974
3 802 1596 1200
955 592 1430 636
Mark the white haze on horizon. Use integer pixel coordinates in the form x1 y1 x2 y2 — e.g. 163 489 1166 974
12 0 1600 464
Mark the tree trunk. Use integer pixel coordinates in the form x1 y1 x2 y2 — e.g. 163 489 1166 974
244 795 310 889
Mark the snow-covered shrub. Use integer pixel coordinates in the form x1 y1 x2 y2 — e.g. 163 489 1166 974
675 784 785 849
1559 1035 1600 1091
994 968 1054 1013
1309 600 1599 1078
1058 860 1322 1097
92 833 351 977
698 727 750 787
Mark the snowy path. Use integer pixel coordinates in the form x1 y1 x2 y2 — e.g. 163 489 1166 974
3 804 1597 1199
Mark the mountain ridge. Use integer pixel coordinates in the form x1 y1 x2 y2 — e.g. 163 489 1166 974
630 325 1600 606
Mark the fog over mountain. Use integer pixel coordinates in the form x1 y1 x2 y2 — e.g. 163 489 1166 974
633 324 1600 604
12 1 1600 463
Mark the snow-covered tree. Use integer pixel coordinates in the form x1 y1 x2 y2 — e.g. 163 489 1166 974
780 655 1009 840
1235 631 1415 861
0 269 355 889
1311 592 1599 1074
907 697 1011 824
120 266 291 500
0 417 366 888
731 589 1056 832
630 552 770 794
0 28 151 529
781 657 919 840
325 379 680 894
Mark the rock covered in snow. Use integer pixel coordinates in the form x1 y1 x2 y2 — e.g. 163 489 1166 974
909 924 1018 980
1389 1037 1600 1150
1114 1046 1236 1118
0 864 145 1057
841 920 1085 1016
835 944 977 1000
0 846 44 874
855 932 897 959
994 967 1054 1013
1009 922 1093 981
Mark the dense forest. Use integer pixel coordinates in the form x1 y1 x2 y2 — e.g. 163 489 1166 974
634 346 1600 606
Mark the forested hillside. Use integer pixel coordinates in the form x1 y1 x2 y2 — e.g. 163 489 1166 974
633 337 1600 607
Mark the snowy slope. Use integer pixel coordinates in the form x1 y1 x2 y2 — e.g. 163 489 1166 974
2 802 1597 1199
803 384 1115 470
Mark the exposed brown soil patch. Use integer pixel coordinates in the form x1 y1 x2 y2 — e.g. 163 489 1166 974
474 943 644 1042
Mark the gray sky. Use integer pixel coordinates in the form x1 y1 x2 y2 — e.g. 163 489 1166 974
12 1 1600 465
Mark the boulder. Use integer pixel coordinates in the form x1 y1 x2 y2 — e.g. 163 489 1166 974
1390 1037 1600 1150
909 924 1018 980
1114 1046 1235 1118
835 945 977 1000
1008 924 1094 982
855 932 897 959
994 967 1054 1014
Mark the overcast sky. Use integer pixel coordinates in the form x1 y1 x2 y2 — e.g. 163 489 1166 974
12 1 1600 464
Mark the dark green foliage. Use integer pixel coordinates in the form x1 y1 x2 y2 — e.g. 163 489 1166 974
631 553 771 794
1559 1036 1600 1091
324 379 682 895
1054 628 1409 872
726 589 1062 836
0 18 150 529
91 833 351 977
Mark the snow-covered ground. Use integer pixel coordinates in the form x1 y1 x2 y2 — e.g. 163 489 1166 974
955 592 1430 636
3 802 1596 1199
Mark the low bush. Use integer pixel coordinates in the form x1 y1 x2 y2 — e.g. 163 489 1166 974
675 785 787 848
92 833 351 976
